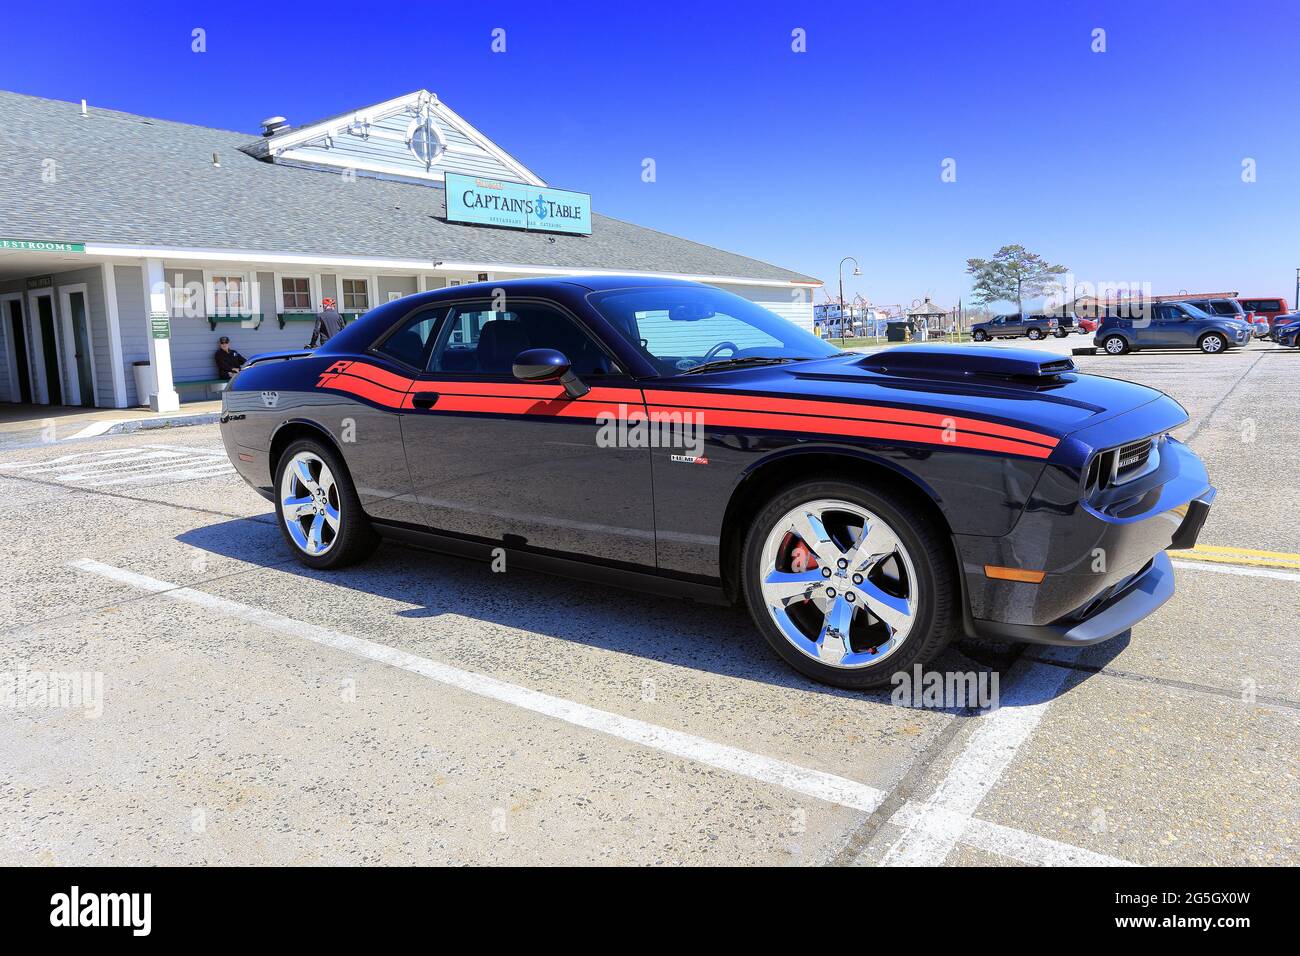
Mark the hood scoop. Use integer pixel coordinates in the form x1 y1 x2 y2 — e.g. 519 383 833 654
854 345 1075 385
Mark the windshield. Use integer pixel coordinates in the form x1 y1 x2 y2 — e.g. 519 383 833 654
587 285 839 376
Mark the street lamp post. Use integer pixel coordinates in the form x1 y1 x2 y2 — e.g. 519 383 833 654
839 256 861 346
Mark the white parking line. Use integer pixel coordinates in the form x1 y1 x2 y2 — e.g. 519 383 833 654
1172 559 1300 583
68 559 887 814
69 558 1134 867
879 654 1077 866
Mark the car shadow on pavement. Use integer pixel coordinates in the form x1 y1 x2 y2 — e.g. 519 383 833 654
177 516 1115 706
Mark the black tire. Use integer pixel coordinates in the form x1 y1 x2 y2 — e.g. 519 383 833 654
740 478 957 690
1102 334 1129 355
1198 332 1227 354
1027 328 1044 340
1054 329 1068 338
972 330 987 342
273 437 379 569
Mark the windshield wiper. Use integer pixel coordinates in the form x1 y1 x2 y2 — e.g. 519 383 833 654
679 356 812 375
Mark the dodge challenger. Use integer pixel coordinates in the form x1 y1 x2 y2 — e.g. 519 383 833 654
219 277 1215 689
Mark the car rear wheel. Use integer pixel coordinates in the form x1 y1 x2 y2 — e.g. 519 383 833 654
972 329 987 341
1199 332 1227 354
274 438 379 569
1027 328 1044 340
741 479 956 690
1102 334 1128 355
1054 328 1068 338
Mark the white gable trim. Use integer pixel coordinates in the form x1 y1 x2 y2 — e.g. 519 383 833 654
255 90 546 188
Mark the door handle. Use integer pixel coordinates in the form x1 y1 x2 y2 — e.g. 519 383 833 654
411 391 440 409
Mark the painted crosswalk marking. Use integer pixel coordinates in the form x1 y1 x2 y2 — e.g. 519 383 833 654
0 444 233 488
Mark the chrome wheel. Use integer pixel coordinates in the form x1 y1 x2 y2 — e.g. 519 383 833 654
1104 336 1126 354
759 498 917 669
279 451 341 556
1201 334 1224 353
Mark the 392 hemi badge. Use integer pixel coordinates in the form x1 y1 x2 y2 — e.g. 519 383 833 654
670 454 709 465
260 391 279 408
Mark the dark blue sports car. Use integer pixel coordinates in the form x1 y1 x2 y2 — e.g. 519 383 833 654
219 277 1215 689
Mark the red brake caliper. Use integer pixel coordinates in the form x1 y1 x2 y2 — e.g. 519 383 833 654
789 539 818 602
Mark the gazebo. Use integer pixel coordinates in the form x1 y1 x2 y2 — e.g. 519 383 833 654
906 297 948 335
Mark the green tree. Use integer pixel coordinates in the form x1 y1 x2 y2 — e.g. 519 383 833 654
965 245 1069 315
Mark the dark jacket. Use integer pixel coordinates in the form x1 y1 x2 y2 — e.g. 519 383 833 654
215 346 246 378
309 308 346 348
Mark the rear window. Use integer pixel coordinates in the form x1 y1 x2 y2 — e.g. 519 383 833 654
1241 299 1281 312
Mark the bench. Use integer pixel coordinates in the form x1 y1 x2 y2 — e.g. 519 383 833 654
175 378 228 400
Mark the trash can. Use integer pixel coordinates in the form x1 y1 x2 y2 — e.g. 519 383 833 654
132 361 154 408
885 322 908 342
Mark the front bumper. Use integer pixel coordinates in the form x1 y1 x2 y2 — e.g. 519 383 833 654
973 549 1174 646
957 434 1214 646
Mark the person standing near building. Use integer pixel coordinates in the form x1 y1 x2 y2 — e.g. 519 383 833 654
308 297 346 348
214 336 246 380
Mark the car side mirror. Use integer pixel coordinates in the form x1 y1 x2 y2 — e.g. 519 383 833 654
513 347 589 398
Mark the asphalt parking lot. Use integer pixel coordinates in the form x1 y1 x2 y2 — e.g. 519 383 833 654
1 339 1296 866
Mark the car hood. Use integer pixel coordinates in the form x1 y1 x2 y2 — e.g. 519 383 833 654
674 348 1181 445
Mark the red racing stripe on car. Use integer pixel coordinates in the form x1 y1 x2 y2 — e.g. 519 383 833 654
645 404 1054 459
642 388 1058 449
314 363 1052 456
316 369 408 408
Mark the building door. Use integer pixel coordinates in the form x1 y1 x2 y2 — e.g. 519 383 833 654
30 292 63 405
63 290 96 406
5 299 32 403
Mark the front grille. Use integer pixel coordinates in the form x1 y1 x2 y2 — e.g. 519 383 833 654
1115 438 1153 480
1085 435 1161 496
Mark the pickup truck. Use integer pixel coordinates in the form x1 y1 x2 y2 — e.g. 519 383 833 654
970 313 1057 341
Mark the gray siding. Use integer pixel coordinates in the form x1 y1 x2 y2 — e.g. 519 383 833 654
379 275 417 302
114 264 149 407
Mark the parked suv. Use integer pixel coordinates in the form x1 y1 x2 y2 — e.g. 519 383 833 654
1094 301 1251 355
970 313 1057 341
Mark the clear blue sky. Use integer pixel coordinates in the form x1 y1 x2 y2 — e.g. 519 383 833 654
3 0 1297 309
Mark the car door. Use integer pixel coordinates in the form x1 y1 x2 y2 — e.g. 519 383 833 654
1136 303 1177 346
397 296 656 566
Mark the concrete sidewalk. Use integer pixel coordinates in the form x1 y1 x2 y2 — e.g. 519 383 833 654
0 400 222 448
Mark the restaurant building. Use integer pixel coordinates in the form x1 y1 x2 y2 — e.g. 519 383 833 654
0 89 819 410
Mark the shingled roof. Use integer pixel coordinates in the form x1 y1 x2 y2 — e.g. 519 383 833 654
0 90 817 284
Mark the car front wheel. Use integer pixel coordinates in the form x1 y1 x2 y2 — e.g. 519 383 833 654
1199 332 1227 354
1102 334 1128 355
741 479 956 689
1054 328 1068 338
972 330 987 341
274 438 379 569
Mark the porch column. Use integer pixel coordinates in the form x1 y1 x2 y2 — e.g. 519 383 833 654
141 258 180 412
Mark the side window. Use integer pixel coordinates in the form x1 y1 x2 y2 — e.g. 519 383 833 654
427 300 620 377
373 305 448 369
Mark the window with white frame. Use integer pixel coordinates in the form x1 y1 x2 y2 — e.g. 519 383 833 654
210 274 248 315
281 276 313 312
342 278 370 312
